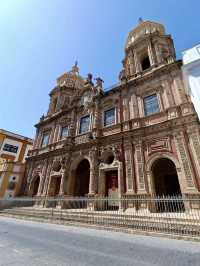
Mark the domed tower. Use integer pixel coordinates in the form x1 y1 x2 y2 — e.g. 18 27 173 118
47 63 84 116
120 19 176 80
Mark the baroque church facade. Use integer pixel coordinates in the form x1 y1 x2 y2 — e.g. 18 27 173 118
26 20 200 202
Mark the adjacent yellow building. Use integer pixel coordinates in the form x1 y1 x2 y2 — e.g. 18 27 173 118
0 129 33 198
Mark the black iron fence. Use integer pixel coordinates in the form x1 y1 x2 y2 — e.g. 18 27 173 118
0 196 200 238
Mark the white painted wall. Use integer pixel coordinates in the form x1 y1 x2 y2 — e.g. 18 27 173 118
0 138 22 161
183 44 200 64
182 44 200 119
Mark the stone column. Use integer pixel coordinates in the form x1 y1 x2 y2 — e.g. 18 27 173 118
147 40 155 65
174 132 197 191
89 147 98 195
93 101 100 138
123 98 130 121
124 142 135 193
157 91 164 112
36 132 43 149
137 96 144 118
89 168 96 195
118 161 124 197
161 81 170 109
42 160 53 196
155 43 162 64
59 171 65 195
37 160 48 196
129 51 135 76
53 124 60 143
49 124 56 144
134 141 146 193
133 50 141 73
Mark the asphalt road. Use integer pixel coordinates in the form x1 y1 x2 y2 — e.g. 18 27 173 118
0 217 200 266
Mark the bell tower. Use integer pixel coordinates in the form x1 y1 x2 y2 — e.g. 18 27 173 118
119 20 176 80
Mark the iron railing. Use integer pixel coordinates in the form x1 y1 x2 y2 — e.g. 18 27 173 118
0 196 200 239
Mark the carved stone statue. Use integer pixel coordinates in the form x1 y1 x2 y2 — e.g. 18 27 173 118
113 146 123 162
93 77 104 95
95 77 104 88
84 73 94 86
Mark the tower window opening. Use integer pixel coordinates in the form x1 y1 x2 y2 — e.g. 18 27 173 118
141 55 151 71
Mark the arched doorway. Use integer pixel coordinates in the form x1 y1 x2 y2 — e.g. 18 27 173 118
152 158 181 196
74 159 90 197
32 176 40 196
152 158 184 212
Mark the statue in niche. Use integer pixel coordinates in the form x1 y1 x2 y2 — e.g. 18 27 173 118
113 146 123 162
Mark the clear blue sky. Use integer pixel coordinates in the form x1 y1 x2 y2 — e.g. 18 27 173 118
0 0 199 138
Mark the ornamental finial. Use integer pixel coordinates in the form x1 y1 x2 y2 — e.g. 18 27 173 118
138 17 143 24
71 60 79 74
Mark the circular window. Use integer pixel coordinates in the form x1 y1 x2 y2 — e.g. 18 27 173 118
105 154 114 165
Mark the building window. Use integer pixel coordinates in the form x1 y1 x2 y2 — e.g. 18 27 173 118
144 94 159 116
60 126 68 140
3 144 18 153
41 132 50 147
104 108 115 127
79 115 90 134
141 55 151 71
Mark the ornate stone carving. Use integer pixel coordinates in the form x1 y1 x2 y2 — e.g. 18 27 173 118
147 137 171 156
124 145 134 191
134 143 145 191
113 146 123 162
174 134 195 188
52 160 62 172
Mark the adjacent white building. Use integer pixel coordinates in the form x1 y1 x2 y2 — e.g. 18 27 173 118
182 43 200 119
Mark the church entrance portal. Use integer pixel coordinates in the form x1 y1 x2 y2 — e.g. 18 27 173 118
152 158 184 212
105 170 119 209
74 159 90 197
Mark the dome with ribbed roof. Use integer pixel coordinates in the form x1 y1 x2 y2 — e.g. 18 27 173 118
56 62 84 90
125 20 165 49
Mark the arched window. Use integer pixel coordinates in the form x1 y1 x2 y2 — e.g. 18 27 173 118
141 55 151 71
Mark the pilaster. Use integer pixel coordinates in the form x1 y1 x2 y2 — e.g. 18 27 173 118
89 148 98 195
42 160 53 196
187 127 200 190
174 132 197 191
124 141 135 193
134 141 147 193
